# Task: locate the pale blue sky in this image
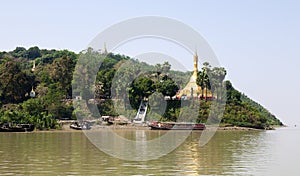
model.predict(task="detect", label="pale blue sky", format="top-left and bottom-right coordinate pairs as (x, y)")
top-left (1, 0), bottom-right (300, 126)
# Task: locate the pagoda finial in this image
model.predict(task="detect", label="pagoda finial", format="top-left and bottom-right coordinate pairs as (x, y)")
top-left (103, 42), bottom-right (108, 54)
top-left (193, 49), bottom-right (198, 77)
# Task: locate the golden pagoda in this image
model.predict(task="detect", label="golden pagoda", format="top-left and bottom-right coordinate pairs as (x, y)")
top-left (177, 51), bottom-right (212, 98)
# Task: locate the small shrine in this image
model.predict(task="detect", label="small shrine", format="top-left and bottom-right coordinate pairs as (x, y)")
top-left (30, 86), bottom-right (36, 98)
top-left (31, 60), bottom-right (36, 72)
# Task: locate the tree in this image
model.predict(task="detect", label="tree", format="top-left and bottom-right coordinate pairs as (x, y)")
top-left (162, 61), bottom-right (171, 73)
top-left (132, 76), bottom-right (155, 98)
top-left (196, 62), bottom-right (211, 100)
top-left (21, 98), bottom-right (46, 116)
top-left (154, 63), bottom-right (163, 82)
top-left (225, 80), bottom-right (241, 104)
top-left (128, 75), bottom-right (155, 109)
top-left (50, 56), bottom-right (75, 97)
top-left (27, 46), bottom-right (41, 59)
top-left (113, 60), bottom-right (141, 99)
top-left (11, 47), bottom-right (28, 58)
top-left (211, 67), bottom-right (227, 100)
top-left (156, 76), bottom-right (179, 98)
top-left (0, 61), bottom-right (34, 103)
top-left (95, 69), bottom-right (116, 99)
top-left (207, 68), bottom-right (217, 98)
top-left (73, 49), bottom-right (104, 100)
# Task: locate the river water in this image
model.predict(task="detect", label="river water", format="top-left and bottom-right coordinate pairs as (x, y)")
top-left (0, 127), bottom-right (299, 176)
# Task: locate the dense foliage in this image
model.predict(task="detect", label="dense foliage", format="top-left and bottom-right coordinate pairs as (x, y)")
top-left (0, 47), bottom-right (283, 130)
top-left (0, 47), bottom-right (76, 129)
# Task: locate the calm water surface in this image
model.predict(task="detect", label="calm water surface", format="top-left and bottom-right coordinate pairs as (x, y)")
top-left (0, 127), bottom-right (299, 176)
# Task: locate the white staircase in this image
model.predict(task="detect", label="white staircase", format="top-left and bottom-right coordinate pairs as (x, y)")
top-left (133, 100), bottom-right (148, 124)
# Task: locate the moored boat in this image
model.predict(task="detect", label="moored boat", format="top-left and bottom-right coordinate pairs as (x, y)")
top-left (0, 123), bottom-right (35, 132)
top-left (70, 121), bottom-right (91, 130)
top-left (149, 121), bottom-right (205, 130)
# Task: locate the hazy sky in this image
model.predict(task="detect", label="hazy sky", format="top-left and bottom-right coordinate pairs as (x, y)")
top-left (1, 0), bottom-right (299, 126)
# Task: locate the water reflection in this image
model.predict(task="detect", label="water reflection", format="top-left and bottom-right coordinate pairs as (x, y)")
top-left (0, 130), bottom-right (289, 175)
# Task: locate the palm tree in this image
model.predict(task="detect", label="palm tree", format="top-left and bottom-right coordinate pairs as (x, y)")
top-left (211, 67), bottom-right (227, 100)
top-left (162, 61), bottom-right (171, 73)
top-left (218, 67), bottom-right (227, 101)
top-left (155, 63), bottom-right (162, 79)
top-left (208, 67), bottom-right (219, 99)
top-left (197, 62), bottom-right (211, 100)
top-left (197, 66), bottom-right (210, 100)
top-left (197, 71), bottom-right (205, 99)
top-left (205, 74), bottom-right (211, 100)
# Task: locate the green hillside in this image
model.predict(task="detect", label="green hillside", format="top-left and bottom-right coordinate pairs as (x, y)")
top-left (0, 47), bottom-right (283, 129)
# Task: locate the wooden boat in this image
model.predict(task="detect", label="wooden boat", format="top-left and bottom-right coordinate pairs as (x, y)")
top-left (149, 121), bottom-right (205, 130)
top-left (0, 124), bottom-right (35, 132)
top-left (70, 121), bottom-right (91, 130)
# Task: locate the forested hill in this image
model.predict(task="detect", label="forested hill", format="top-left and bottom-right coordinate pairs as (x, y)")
top-left (223, 81), bottom-right (283, 128)
top-left (0, 47), bottom-right (283, 129)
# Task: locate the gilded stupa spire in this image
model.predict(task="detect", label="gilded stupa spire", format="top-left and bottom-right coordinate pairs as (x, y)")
top-left (193, 50), bottom-right (198, 78)
top-left (103, 42), bottom-right (108, 54)
top-left (177, 50), bottom-right (200, 97)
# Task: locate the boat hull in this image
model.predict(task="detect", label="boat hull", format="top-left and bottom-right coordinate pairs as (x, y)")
top-left (149, 122), bottom-right (205, 130)
top-left (70, 121), bottom-right (91, 130)
top-left (0, 124), bottom-right (35, 132)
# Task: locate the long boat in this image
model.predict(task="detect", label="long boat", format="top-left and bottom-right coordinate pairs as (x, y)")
top-left (149, 121), bottom-right (206, 130)
top-left (0, 124), bottom-right (35, 132)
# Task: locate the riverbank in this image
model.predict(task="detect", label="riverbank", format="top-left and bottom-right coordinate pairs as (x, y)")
top-left (217, 126), bottom-right (265, 131)
top-left (57, 122), bottom-right (273, 132)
